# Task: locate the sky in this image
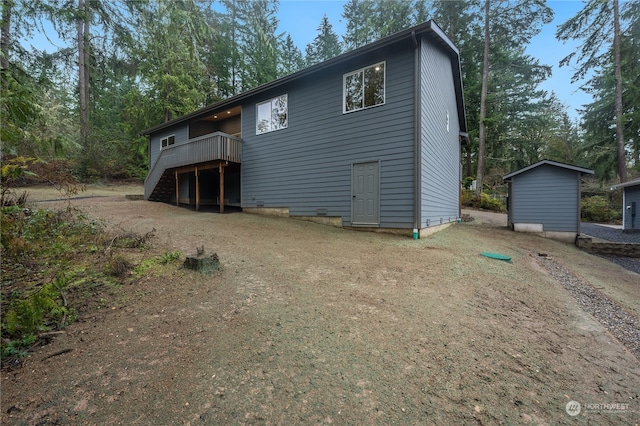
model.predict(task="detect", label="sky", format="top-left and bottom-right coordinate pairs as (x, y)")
top-left (27, 0), bottom-right (592, 120)
top-left (275, 0), bottom-right (590, 120)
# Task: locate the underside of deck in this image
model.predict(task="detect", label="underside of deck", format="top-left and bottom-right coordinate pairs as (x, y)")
top-left (148, 160), bottom-right (241, 213)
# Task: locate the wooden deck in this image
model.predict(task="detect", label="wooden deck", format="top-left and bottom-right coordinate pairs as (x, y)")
top-left (145, 132), bottom-right (242, 213)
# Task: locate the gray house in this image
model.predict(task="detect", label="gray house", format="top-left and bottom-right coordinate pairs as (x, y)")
top-left (503, 160), bottom-right (594, 242)
top-left (142, 20), bottom-right (469, 238)
top-left (611, 177), bottom-right (640, 231)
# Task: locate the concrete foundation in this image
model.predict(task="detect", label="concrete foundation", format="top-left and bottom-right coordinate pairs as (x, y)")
top-left (513, 223), bottom-right (544, 233)
top-left (512, 223), bottom-right (576, 243)
top-left (243, 207), bottom-right (290, 218)
top-left (243, 207), bottom-right (455, 238)
top-left (294, 216), bottom-right (343, 227)
top-left (419, 222), bottom-right (454, 238)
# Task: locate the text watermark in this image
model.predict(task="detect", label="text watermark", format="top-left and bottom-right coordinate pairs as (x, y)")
top-left (566, 400), bottom-right (632, 417)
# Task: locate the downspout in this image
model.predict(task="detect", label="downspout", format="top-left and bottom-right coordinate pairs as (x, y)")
top-left (412, 30), bottom-right (421, 239)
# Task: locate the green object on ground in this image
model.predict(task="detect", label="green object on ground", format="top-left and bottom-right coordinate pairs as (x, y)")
top-left (481, 252), bottom-right (512, 262)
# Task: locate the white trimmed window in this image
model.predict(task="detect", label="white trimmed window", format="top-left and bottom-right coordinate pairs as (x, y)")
top-left (343, 62), bottom-right (385, 113)
top-left (161, 135), bottom-right (175, 148)
top-left (256, 94), bottom-right (288, 135)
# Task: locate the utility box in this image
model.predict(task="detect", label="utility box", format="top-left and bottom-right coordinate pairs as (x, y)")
top-left (612, 177), bottom-right (640, 232)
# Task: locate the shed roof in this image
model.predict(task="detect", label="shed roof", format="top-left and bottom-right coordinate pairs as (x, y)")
top-left (611, 177), bottom-right (640, 190)
top-left (502, 160), bottom-right (594, 182)
top-left (141, 20), bottom-right (467, 139)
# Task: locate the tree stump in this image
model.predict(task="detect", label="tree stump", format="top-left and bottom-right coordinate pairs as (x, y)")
top-left (184, 252), bottom-right (220, 274)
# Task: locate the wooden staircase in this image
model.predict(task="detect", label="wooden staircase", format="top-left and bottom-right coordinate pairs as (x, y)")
top-left (148, 170), bottom-right (176, 202)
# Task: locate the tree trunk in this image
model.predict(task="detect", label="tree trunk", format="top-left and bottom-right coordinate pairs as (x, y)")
top-left (475, 0), bottom-right (490, 197)
top-left (465, 146), bottom-right (472, 178)
top-left (164, 63), bottom-right (171, 122)
top-left (613, 0), bottom-right (626, 183)
top-left (77, 0), bottom-right (89, 147)
top-left (1, 0), bottom-right (12, 71)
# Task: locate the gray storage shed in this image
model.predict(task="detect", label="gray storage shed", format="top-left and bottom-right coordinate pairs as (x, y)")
top-left (611, 177), bottom-right (640, 231)
top-left (502, 160), bottom-right (594, 242)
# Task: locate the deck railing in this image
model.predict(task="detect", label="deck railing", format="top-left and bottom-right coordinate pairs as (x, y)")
top-left (144, 132), bottom-right (242, 199)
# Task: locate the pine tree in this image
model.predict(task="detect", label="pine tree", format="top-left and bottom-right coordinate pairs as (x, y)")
top-left (226, 0), bottom-right (281, 91)
top-left (556, 0), bottom-right (629, 182)
top-left (279, 34), bottom-right (304, 76)
top-left (305, 15), bottom-right (342, 66)
top-left (475, 0), bottom-right (553, 196)
top-left (342, 0), bottom-right (375, 51)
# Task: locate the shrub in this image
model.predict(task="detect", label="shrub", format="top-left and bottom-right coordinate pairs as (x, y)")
top-left (105, 254), bottom-right (132, 278)
top-left (462, 177), bottom-right (475, 190)
top-left (581, 195), bottom-right (621, 223)
top-left (461, 189), bottom-right (475, 206)
top-left (3, 278), bottom-right (70, 337)
top-left (461, 190), bottom-right (506, 213)
top-left (1, 156), bottom-right (38, 206)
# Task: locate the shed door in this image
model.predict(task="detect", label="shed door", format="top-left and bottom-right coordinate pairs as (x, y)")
top-left (352, 162), bottom-right (379, 225)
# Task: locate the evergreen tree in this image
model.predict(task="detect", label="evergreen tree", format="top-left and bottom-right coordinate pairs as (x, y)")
top-left (305, 14), bottom-right (342, 66)
top-left (556, 0), bottom-right (629, 182)
top-left (279, 34), bottom-right (304, 76)
top-left (229, 0), bottom-right (281, 90)
top-left (412, 0), bottom-right (431, 25)
top-left (216, 1), bottom-right (244, 96)
top-left (127, 1), bottom-right (211, 124)
top-left (580, 23), bottom-right (640, 179)
top-left (543, 98), bottom-right (585, 166)
top-left (475, 0), bottom-right (553, 195)
top-left (429, 0), bottom-right (483, 178)
top-left (371, 0), bottom-right (414, 38)
top-left (342, 0), bottom-right (375, 51)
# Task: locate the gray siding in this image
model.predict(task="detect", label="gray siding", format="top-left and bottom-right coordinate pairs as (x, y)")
top-left (241, 45), bottom-right (415, 228)
top-left (511, 165), bottom-right (580, 232)
top-left (419, 37), bottom-right (461, 227)
top-left (149, 126), bottom-right (189, 167)
top-left (623, 185), bottom-right (640, 230)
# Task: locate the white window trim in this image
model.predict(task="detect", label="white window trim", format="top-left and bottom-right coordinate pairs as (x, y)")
top-left (343, 61), bottom-right (386, 114)
top-left (256, 94), bottom-right (288, 135)
top-left (161, 134), bottom-right (176, 149)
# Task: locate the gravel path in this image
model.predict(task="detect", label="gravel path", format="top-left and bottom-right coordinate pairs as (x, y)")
top-left (580, 223), bottom-right (640, 275)
top-left (581, 222), bottom-right (640, 243)
top-left (537, 255), bottom-right (640, 359)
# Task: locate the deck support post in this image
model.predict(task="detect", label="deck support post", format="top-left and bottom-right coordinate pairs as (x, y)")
top-left (175, 170), bottom-right (179, 206)
top-left (219, 163), bottom-right (225, 214)
top-left (195, 167), bottom-right (200, 211)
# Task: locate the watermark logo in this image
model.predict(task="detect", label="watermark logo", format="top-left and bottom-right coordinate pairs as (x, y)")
top-left (566, 401), bottom-right (581, 417)
top-left (565, 399), bottom-right (632, 417)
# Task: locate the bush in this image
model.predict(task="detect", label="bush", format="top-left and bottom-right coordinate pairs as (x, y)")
top-left (105, 254), bottom-right (132, 278)
top-left (462, 177), bottom-right (475, 190)
top-left (581, 195), bottom-right (621, 223)
top-left (461, 190), bottom-right (506, 212)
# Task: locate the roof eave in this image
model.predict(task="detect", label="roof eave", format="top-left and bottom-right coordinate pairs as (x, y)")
top-left (503, 160), bottom-right (594, 181)
top-left (611, 178), bottom-right (640, 190)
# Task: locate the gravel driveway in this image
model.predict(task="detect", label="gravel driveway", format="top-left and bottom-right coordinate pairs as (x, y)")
top-left (581, 222), bottom-right (640, 274)
top-left (581, 222), bottom-right (640, 243)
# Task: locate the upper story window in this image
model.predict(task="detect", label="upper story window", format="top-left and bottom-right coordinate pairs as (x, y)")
top-left (161, 135), bottom-right (175, 148)
top-left (343, 62), bottom-right (385, 113)
top-left (256, 94), bottom-right (288, 135)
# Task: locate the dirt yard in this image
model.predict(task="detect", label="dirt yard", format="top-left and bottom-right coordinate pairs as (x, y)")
top-left (2, 185), bottom-right (639, 425)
